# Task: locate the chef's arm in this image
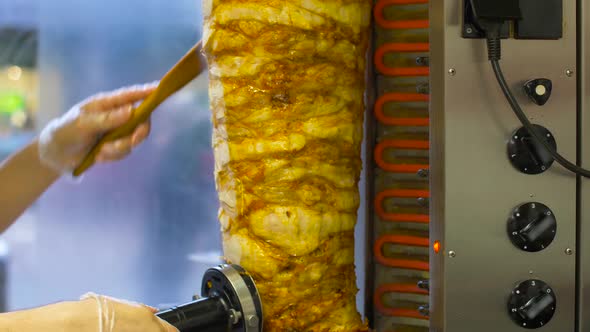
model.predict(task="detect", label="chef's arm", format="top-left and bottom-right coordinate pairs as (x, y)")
top-left (0, 83), bottom-right (156, 233)
top-left (0, 140), bottom-right (59, 233)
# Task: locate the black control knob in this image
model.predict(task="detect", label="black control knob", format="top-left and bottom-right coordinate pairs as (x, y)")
top-left (507, 125), bottom-right (557, 174)
top-left (507, 202), bottom-right (556, 252)
top-left (523, 79), bottom-right (552, 106)
top-left (508, 279), bottom-right (556, 329)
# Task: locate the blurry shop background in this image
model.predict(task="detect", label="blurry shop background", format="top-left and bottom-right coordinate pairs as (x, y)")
top-left (0, 0), bottom-right (366, 315)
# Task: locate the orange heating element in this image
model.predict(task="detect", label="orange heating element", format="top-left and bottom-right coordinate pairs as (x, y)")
top-left (375, 283), bottom-right (429, 319)
top-left (374, 235), bottom-right (429, 271)
top-left (374, 0), bottom-right (430, 30)
top-left (372, 0), bottom-right (431, 325)
top-left (373, 235), bottom-right (429, 317)
top-left (374, 92), bottom-right (429, 127)
top-left (375, 189), bottom-right (429, 223)
top-left (375, 43), bottom-right (430, 77)
top-left (374, 138), bottom-right (429, 174)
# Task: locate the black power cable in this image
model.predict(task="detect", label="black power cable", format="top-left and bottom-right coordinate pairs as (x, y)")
top-left (482, 24), bottom-right (590, 178)
top-left (490, 59), bottom-right (590, 177)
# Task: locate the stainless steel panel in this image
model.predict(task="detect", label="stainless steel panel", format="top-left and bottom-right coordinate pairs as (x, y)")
top-left (429, 1), bottom-right (577, 331)
top-left (578, 0), bottom-right (590, 331)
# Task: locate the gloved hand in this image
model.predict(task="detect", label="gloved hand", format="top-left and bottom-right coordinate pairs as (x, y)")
top-left (79, 292), bottom-right (178, 332)
top-left (38, 83), bottom-right (157, 174)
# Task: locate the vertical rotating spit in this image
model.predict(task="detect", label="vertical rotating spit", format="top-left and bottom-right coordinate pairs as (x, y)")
top-left (156, 264), bottom-right (263, 332)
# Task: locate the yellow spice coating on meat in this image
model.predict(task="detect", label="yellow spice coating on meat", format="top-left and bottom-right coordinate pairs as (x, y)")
top-left (203, 0), bottom-right (371, 330)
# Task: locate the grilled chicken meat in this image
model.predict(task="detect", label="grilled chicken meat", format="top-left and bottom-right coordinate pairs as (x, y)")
top-left (203, 0), bottom-right (371, 330)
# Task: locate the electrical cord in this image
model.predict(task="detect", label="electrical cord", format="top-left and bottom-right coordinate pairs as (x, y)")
top-left (490, 58), bottom-right (590, 177)
top-left (483, 28), bottom-right (590, 178)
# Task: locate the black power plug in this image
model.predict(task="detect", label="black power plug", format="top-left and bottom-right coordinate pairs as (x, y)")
top-left (463, 1), bottom-right (510, 39)
top-left (467, 0), bottom-right (521, 59)
top-left (469, 0), bottom-right (521, 40)
top-left (469, 0), bottom-right (521, 22)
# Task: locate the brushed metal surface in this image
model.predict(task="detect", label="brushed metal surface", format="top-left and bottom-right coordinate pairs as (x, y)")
top-left (577, 0), bottom-right (590, 331)
top-left (429, 1), bottom-right (577, 331)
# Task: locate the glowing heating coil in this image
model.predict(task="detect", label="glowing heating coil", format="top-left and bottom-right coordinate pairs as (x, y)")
top-left (374, 138), bottom-right (429, 174)
top-left (375, 43), bottom-right (430, 77)
top-left (371, 0), bottom-right (430, 329)
top-left (375, 189), bottom-right (429, 223)
top-left (375, 93), bottom-right (429, 127)
top-left (374, 0), bottom-right (429, 30)
top-left (374, 235), bottom-right (429, 271)
top-left (375, 283), bottom-right (429, 319)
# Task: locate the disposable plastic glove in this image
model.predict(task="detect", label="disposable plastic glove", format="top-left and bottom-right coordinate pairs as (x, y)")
top-left (38, 83), bottom-right (157, 174)
top-left (79, 292), bottom-right (178, 332)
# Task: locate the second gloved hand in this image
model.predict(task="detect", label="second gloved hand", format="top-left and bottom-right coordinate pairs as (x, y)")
top-left (79, 293), bottom-right (178, 332)
top-left (38, 83), bottom-right (157, 174)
